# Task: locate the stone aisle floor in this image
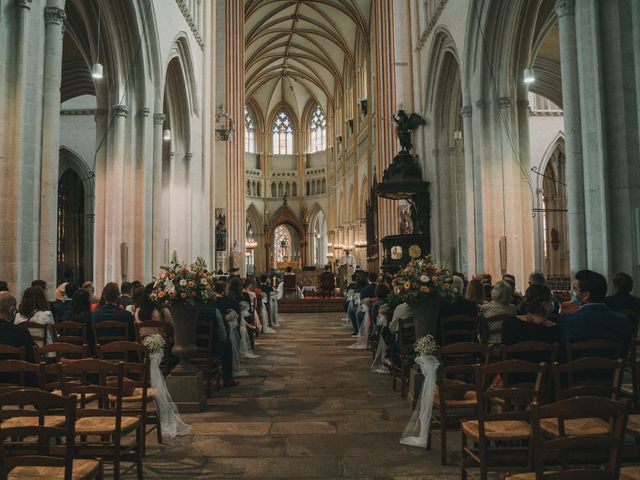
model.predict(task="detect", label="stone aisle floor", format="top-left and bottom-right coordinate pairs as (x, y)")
top-left (140, 312), bottom-right (460, 479)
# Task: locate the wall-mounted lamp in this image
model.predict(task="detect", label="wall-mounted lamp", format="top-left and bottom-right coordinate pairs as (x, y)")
top-left (215, 104), bottom-right (234, 141)
top-left (92, 63), bottom-right (103, 80)
top-left (523, 67), bottom-right (535, 84)
top-left (163, 129), bottom-right (171, 141)
top-left (454, 131), bottom-right (463, 140)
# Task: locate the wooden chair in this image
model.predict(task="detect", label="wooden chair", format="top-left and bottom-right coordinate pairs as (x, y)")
top-left (543, 358), bottom-right (624, 440)
top-left (461, 360), bottom-right (546, 480)
top-left (0, 389), bottom-right (103, 480)
top-left (50, 320), bottom-right (88, 346)
top-left (619, 309), bottom-right (640, 339)
top-left (318, 272), bottom-right (336, 298)
top-left (479, 313), bottom-right (512, 345)
top-left (92, 321), bottom-right (129, 347)
top-left (34, 342), bottom-right (88, 363)
top-left (566, 339), bottom-right (623, 362)
top-left (96, 340), bottom-right (145, 363)
top-left (504, 397), bottom-right (628, 480)
top-left (283, 274), bottom-right (297, 299)
top-left (18, 321), bottom-right (49, 347)
top-left (431, 342), bottom-right (491, 465)
top-left (193, 318), bottom-right (222, 396)
top-left (439, 314), bottom-right (477, 345)
top-left (0, 359), bottom-right (41, 388)
top-left (0, 345), bottom-right (26, 361)
top-left (501, 341), bottom-right (558, 363)
top-left (390, 317), bottom-right (416, 398)
top-left (57, 358), bottom-right (142, 480)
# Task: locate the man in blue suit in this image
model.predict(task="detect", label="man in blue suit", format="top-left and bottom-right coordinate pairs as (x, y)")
top-left (561, 269), bottom-right (632, 356)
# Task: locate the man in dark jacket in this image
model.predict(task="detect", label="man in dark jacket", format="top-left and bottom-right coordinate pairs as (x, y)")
top-left (561, 269), bottom-right (632, 356)
top-left (0, 292), bottom-right (36, 383)
top-left (604, 272), bottom-right (640, 312)
top-left (90, 283), bottom-right (135, 346)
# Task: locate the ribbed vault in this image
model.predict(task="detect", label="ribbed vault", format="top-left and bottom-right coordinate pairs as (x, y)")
top-left (245, 0), bottom-right (370, 121)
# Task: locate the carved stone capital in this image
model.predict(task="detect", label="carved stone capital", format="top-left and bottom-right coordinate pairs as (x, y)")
top-left (113, 104), bottom-right (129, 118)
top-left (141, 107), bottom-right (151, 117)
top-left (517, 99), bottom-right (530, 109)
top-left (153, 113), bottom-right (166, 124)
top-left (555, 0), bottom-right (575, 18)
top-left (44, 6), bottom-right (65, 25)
top-left (460, 105), bottom-right (473, 117)
top-left (497, 97), bottom-right (512, 110)
top-left (475, 100), bottom-right (487, 110)
top-left (18, 0), bottom-right (32, 10)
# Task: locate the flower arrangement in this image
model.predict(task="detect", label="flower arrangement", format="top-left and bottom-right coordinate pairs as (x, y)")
top-left (151, 257), bottom-right (215, 307)
top-left (392, 255), bottom-right (457, 303)
top-left (414, 335), bottom-right (438, 357)
top-left (224, 309), bottom-right (238, 322)
top-left (142, 333), bottom-right (166, 354)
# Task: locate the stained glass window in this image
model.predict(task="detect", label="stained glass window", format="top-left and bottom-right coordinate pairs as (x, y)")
top-left (308, 105), bottom-right (327, 153)
top-left (273, 224), bottom-right (292, 262)
top-left (272, 111), bottom-right (293, 155)
top-left (244, 106), bottom-right (256, 153)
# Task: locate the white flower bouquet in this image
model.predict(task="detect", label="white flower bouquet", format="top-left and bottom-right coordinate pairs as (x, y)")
top-left (143, 333), bottom-right (166, 354)
top-left (414, 335), bottom-right (438, 357)
top-left (224, 309), bottom-right (238, 322)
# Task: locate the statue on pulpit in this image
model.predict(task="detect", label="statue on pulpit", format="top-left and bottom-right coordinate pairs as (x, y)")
top-left (393, 110), bottom-right (426, 152)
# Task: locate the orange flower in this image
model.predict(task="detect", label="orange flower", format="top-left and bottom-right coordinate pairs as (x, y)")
top-left (443, 283), bottom-right (449, 290)
top-left (403, 281), bottom-right (411, 290)
top-left (180, 292), bottom-right (187, 299)
top-left (188, 281), bottom-right (195, 288)
top-left (158, 291), bottom-right (166, 298)
top-left (420, 286), bottom-right (428, 293)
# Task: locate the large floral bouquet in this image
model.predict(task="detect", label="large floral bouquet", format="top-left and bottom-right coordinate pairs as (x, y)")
top-left (393, 255), bottom-right (457, 303)
top-left (151, 257), bottom-right (215, 306)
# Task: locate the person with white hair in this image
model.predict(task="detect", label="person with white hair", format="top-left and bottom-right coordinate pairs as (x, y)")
top-left (478, 280), bottom-right (517, 343)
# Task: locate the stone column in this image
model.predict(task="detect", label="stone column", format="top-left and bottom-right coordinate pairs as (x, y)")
top-left (471, 100), bottom-right (487, 275)
top-left (151, 113), bottom-right (166, 274)
top-left (39, 4), bottom-right (66, 289)
top-left (107, 104), bottom-right (128, 282)
top-left (555, 0), bottom-right (587, 275)
top-left (460, 105), bottom-right (477, 276)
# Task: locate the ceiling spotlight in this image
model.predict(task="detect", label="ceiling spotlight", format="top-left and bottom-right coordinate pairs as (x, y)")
top-left (163, 129), bottom-right (171, 141)
top-left (92, 63), bottom-right (103, 79)
top-left (523, 67), bottom-right (535, 84)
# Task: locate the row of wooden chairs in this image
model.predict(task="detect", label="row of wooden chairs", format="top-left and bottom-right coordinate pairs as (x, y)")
top-left (0, 356), bottom-right (152, 480)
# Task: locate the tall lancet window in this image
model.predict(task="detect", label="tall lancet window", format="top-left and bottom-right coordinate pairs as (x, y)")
top-left (272, 111), bottom-right (293, 155)
top-left (244, 106), bottom-right (256, 153)
top-left (308, 105), bottom-right (327, 153)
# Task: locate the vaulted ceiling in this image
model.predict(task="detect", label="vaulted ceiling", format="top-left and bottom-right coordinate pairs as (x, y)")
top-left (244, 0), bottom-right (370, 126)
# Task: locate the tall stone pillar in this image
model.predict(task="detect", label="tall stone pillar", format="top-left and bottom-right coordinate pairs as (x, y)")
top-left (39, 3), bottom-right (66, 289)
top-left (471, 100), bottom-right (487, 275)
top-left (152, 113), bottom-right (166, 274)
top-left (460, 105), bottom-right (478, 276)
top-left (555, 0), bottom-right (587, 275)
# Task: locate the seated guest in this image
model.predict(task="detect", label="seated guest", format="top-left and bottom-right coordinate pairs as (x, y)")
top-left (118, 282), bottom-right (134, 309)
top-left (319, 265), bottom-right (336, 295)
top-left (561, 269), bottom-right (632, 356)
top-left (465, 278), bottom-right (485, 307)
top-left (605, 272), bottom-right (640, 312)
top-left (259, 274), bottom-right (273, 296)
top-left (502, 284), bottom-right (559, 382)
top-left (53, 282), bottom-right (78, 322)
top-left (358, 272), bottom-right (379, 300)
top-left (502, 273), bottom-right (523, 306)
top-left (199, 302), bottom-right (237, 387)
top-left (348, 276), bottom-right (368, 336)
top-left (502, 284), bottom-right (559, 354)
top-left (127, 285), bottom-right (146, 313)
top-left (91, 282), bottom-right (135, 342)
top-left (134, 283), bottom-right (172, 337)
top-left (31, 279), bottom-right (55, 311)
top-left (277, 268), bottom-right (304, 299)
top-left (64, 289), bottom-right (92, 325)
top-left (14, 286), bottom-right (54, 346)
top-left (213, 280), bottom-right (240, 318)
top-left (370, 283), bottom-right (391, 326)
top-left (479, 280), bottom-right (516, 343)
top-left (82, 281), bottom-right (100, 307)
top-left (0, 292), bottom-right (35, 363)
top-left (439, 276), bottom-right (479, 344)
top-left (480, 274), bottom-right (492, 303)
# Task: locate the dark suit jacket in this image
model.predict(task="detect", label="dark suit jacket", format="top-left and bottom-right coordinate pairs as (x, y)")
top-left (53, 300), bottom-right (72, 322)
top-left (604, 292), bottom-right (640, 312)
top-left (560, 303), bottom-right (632, 355)
top-left (90, 304), bottom-right (135, 343)
top-left (259, 284), bottom-right (273, 295)
top-left (0, 320), bottom-right (36, 385)
top-left (358, 283), bottom-right (377, 300)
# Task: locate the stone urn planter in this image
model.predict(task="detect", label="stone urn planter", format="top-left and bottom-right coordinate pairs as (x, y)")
top-left (407, 296), bottom-right (442, 339)
top-left (169, 303), bottom-right (204, 375)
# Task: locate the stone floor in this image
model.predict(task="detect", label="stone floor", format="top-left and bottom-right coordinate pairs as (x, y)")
top-left (139, 312), bottom-right (461, 479)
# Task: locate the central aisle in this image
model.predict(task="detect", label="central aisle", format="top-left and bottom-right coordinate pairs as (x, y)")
top-left (142, 312), bottom-right (458, 479)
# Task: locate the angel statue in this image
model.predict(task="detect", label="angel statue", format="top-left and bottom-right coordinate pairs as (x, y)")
top-left (393, 110), bottom-right (426, 152)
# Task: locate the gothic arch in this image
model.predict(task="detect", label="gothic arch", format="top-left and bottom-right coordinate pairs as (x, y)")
top-left (265, 204), bottom-right (306, 270)
top-left (166, 34), bottom-right (200, 115)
